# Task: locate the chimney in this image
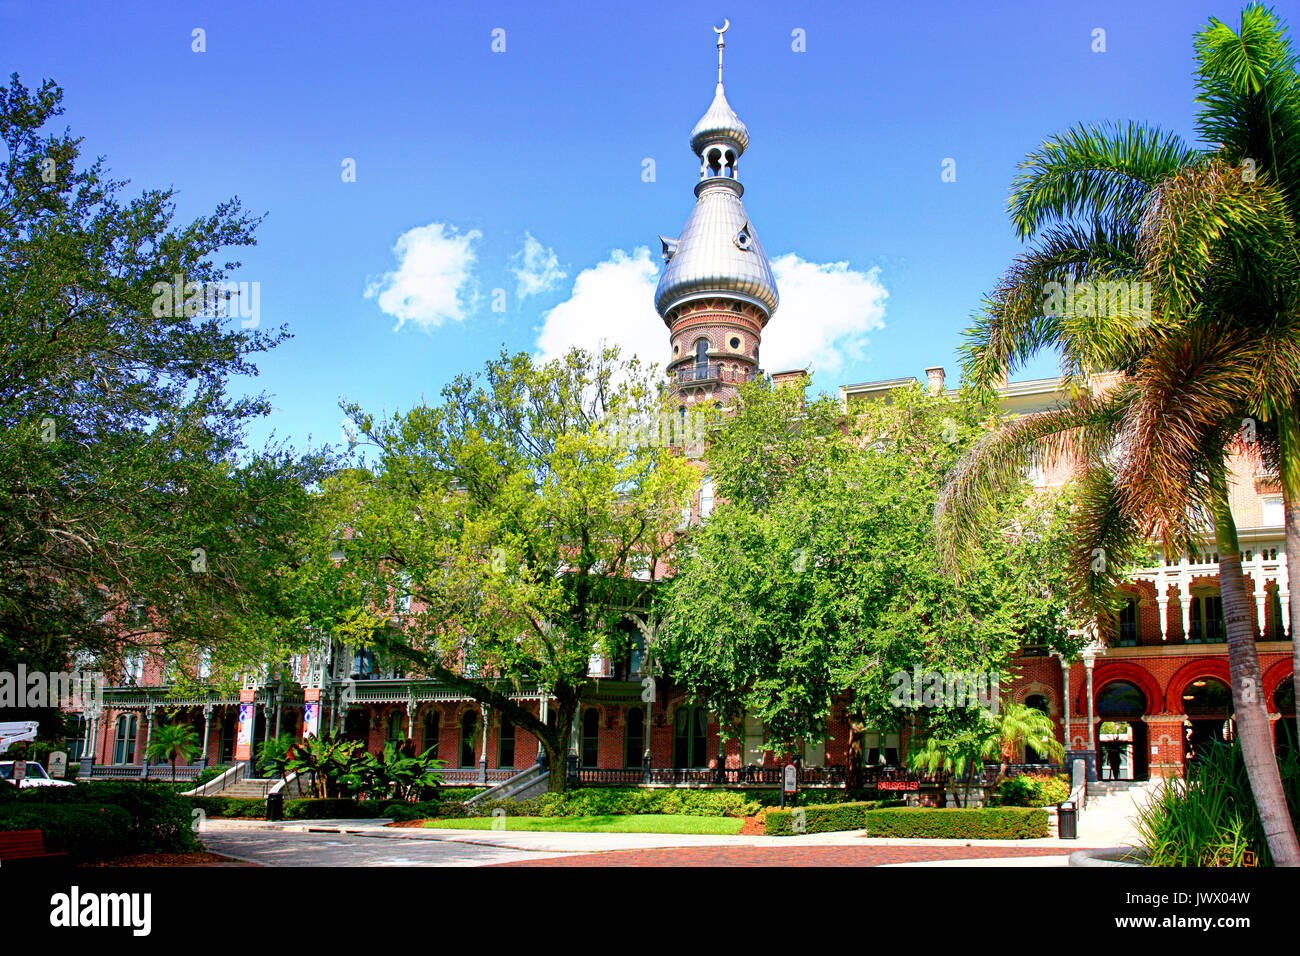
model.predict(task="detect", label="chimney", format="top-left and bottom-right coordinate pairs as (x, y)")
top-left (770, 369), bottom-right (808, 406)
top-left (924, 366), bottom-right (946, 395)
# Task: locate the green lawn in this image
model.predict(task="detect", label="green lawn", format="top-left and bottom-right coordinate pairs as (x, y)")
top-left (421, 814), bottom-right (744, 835)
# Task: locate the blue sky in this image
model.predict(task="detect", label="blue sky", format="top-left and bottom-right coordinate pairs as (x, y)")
top-left (3, 0), bottom-right (1257, 451)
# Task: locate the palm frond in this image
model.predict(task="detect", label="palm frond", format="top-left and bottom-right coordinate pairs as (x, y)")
top-left (934, 387), bottom-right (1132, 570)
top-left (1009, 122), bottom-right (1199, 240)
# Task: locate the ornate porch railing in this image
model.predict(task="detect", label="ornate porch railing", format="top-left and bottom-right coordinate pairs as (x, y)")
top-left (571, 763), bottom-right (1064, 789)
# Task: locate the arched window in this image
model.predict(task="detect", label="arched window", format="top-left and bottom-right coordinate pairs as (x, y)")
top-left (460, 711), bottom-right (478, 767)
top-left (1115, 598), bottom-right (1139, 646)
top-left (673, 706), bottom-right (709, 768)
top-left (423, 710), bottom-right (440, 758)
top-left (113, 714), bottom-right (138, 765)
top-left (625, 708), bottom-right (645, 768)
top-left (387, 710), bottom-right (407, 746)
top-left (694, 338), bottom-right (709, 367)
top-left (581, 709), bottom-right (601, 768)
top-left (1189, 592), bottom-right (1225, 643)
top-left (1023, 694), bottom-right (1053, 763)
top-left (499, 717), bottom-right (516, 768)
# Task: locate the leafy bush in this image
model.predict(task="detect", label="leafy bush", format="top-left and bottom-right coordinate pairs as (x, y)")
top-left (862, 807), bottom-right (1048, 839)
top-left (0, 804), bottom-right (133, 862)
top-left (386, 801), bottom-right (456, 822)
top-left (469, 788), bottom-right (764, 819)
top-left (765, 801), bottom-right (879, 835)
top-left (188, 796), bottom-right (266, 819)
top-left (283, 798), bottom-right (369, 820)
top-left (1135, 741), bottom-right (1299, 867)
top-left (996, 774), bottom-right (1069, 808)
top-left (19, 781), bottom-right (200, 852)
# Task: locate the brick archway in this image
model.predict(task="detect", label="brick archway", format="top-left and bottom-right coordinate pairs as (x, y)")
top-left (1163, 658), bottom-right (1232, 715)
top-left (1084, 663), bottom-right (1163, 718)
top-left (1263, 660), bottom-right (1296, 713)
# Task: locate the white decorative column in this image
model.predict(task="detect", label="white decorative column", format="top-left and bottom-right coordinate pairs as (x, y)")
top-left (201, 703), bottom-right (212, 766)
top-left (1082, 646), bottom-right (1098, 750)
top-left (405, 697), bottom-right (416, 740)
top-left (142, 705), bottom-right (155, 776)
top-left (478, 703), bottom-right (489, 784)
top-left (1281, 550), bottom-right (1292, 638)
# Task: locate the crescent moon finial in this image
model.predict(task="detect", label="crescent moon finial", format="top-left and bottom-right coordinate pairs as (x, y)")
top-left (714, 19), bottom-right (730, 34)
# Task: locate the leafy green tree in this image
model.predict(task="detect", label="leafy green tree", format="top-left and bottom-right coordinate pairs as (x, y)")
top-left (285, 730), bottom-right (366, 799)
top-left (938, 5), bottom-right (1300, 865)
top-left (256, 734), bottom-right (296, 782)
top-left (146, 721), bottom-right (199, 784)
top-left (981, 701), bottom-right (1065, 774)
top-left (303, 347), bottom-right (697, 792)
top-left (0, 75), bottom-right (331, 688)
top-left (658, 379), bottom-right (1076, 778)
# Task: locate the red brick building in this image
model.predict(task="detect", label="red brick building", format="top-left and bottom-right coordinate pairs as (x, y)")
top-left (67, 26), bottom-right (1294, 791)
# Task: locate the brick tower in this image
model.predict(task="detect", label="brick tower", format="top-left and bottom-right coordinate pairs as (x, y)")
top-left (654, 22), bottom-right (779, 408)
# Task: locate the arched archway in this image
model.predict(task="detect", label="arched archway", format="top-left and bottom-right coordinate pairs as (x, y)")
top-left (1023, 693), bottom-right (1054, 764)
top-left (1096, 679), bottom-right (1148, 781)
top-left (1179, 676), bottom-right (1234, 771)
top-left (1274, 676), bottom-right (1296, 759)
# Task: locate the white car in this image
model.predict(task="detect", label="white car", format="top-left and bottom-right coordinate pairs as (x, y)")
top-left (0, 761), bottom-right (75, 788)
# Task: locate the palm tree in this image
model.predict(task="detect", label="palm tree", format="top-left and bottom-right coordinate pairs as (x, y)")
top-left (146, 722), bottom-right (200, 784)
top-left (936, 5), bottom-right (1300, 866)
top-left (982, 702), bottom-right (1065, 775)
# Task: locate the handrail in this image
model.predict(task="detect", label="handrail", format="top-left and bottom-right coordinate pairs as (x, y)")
top-left (183, 761), bottom-right (243, 797)
top-left (463, 763), bottom-right (548, 807)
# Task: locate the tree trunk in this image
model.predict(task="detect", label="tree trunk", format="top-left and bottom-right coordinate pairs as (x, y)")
top-left (1278, 404), bottom-right (1300, 749)
top-left (540, 698), bottom-right (576, 794)
top-left (1211, 470), bottom-right (1300, 866)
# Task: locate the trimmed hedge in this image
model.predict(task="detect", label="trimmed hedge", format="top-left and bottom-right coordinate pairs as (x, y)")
top-left (472, 788), bottom-right (763, 820)
top-left (765, 801), bottom-right (877, 836)
top-left (863, 807), bottom-right (1049, 839)
top-left (0, 782), bottom-right (201, 860)
top-left (0, 804), bottom-right (134, 861)
top-left (995, 774), bottom-right (1070, 808)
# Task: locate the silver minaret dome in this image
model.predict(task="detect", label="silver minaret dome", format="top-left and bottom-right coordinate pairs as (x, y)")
top-left (690, 84), bottom-right (749, 155)
top-left (655, 22), bottom-right (779, 320)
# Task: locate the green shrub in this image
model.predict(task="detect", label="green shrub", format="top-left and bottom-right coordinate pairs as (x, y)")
top-left (996, 774), bottom-right (1070, 808)
top-left (386, 801), bottom-right (452, 822)
top-left (19, 781), bottom-right (200, 852)
top-left (188, 796), bottom-right (265, 819)
top-left (1135, 741), bottom-right (1299, 867)
top-left (765, 801), bottom-right (879, 835)
top-left (862, 807), bottom-right (1048, 839)
top-left (283, 798), bottom-right (366, 820)
top-left (0, 804), bottom-right (133, 861)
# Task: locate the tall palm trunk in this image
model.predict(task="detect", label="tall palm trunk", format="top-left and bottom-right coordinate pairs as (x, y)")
top-left (1210, 469), bottom-right (1300, 865)
top-left (1278, 405), bottom-right (1300, 749)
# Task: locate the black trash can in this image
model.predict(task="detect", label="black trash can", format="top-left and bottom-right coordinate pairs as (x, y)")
top-left (266, 791), bottom-right (284, 822)
top-left (1057, 802), bottom-right (1077, 840)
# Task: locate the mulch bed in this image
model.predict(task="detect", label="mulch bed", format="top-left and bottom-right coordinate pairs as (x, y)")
top-left (81, 851), bottom-right (251, 867)
top-left (386, 819), bottom-right (429, 828)
top-left (738, 816), bottom-right (766, 835)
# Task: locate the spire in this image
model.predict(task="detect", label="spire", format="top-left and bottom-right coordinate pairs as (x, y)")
top-left (654, 21), bottom-right (778, 323)
top-left (690, 21), bottom-right (749, 158)
top-left (715, 18), bottom-right (727, 88)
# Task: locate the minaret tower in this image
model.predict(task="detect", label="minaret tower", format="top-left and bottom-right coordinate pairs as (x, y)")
top-left (655, 21), bottom-right (778, 407)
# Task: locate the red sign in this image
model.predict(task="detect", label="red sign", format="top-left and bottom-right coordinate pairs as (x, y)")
top-left (877, 780), bottom-right (919, 791)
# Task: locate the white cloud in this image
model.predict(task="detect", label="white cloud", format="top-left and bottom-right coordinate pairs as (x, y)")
top-left (534, 247), bottom-right (887, 381)
top-left (534, 247), bottom-right (664, 368)
top-left (365, 222), bottom-right (481, 330)
top-left (764, 254), bottom-right (888, 376)
top-left (511, 233), bottom-right (567, 301)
